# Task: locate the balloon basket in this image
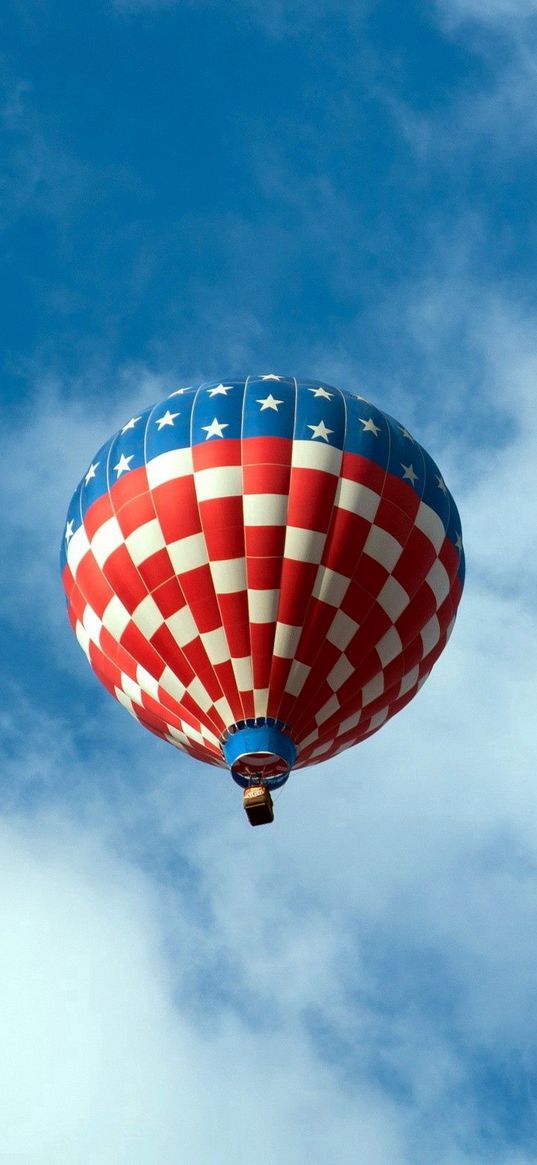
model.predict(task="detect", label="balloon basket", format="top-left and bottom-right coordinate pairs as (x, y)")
top-left (243, 785), bottom-right (274, 827)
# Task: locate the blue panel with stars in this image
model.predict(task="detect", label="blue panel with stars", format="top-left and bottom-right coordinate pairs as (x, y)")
top-left (191, 380), bottom-right (244, 445)
top-left (80, 437), bottom-right (115, 519)
top-left (145, 393), bottom-right (195, 460)
top-left (385, 414), bottom-right (426, 501)
top-left (106, 406), bottom-right (153, 491)
top-left (243, 375), bottom-right (296, 440)
top-left (343, 392), bottom-right (391, 465)
top-left (60, 480), bottom-right (83, 574)
top-left (295, 380), bottom-right (346, 448)
top-left (420, 446), bottom-right (451, 528)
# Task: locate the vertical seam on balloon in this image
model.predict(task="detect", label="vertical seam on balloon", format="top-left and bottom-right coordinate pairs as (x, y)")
top-left (266, 375), bottom-right (299, 724)
top-left (239, 373), bottom-right (258, 719)
top-left (275, 382), bottom-right (348, 738)
top-left (190, 379), bottom-right (248, 727)
top-left (188, 381), bottom-right (244, 726)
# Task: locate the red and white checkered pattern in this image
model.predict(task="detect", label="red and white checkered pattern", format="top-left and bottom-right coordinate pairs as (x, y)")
top-left (62, 383), bottom-right (464, 776)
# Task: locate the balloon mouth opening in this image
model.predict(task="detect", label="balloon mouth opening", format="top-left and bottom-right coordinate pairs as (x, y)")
top-left (221, 722), bottom-right (296, 790)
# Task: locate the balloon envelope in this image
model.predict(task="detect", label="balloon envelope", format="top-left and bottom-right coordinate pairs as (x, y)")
top-left (61, 376), bottom-right (464, 787)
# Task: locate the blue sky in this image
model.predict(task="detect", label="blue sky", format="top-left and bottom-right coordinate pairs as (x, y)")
top-left (2, 1), bottom-right (537, 1161)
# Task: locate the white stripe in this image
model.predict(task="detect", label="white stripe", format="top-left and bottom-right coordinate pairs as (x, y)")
top-left (335, 478), bottom-right (380, 521)
top-left (363, 525), bottom-right (402, 572)
top-left (399, 666), bottom-right (419, 697)
top-left (101, 595), bottom-right (131, 639)
top-left (312, 566), bottom-right (350, 607)
top-left (285, 659), bottom-right (311, 696)
top-left (420, 615), bottom-right (440, 657)
top-left (362, 673), bottom-right (384, 706)
top-left (211, 557), bottom-right (247, 594)
top-left (368, 708), bottom-right (388, 731)
top-left (165, 724), bottom-right (189, 746)
top-left (91, 517), bottom-right (124, 568)
top-left (326, 654), bottom-right (354, 692)
top-left (136, 665), bottom-right (160, 700)
top-left (273, 623), bottom-right (302, 659)
top-left (254, 688), bottom-right (269, 716)
top-left (285, 526), bottom-right (325, 564)
top-left (425, 559), bottom-right (450, 607)
top-left (309, 741), bottom-right (334, 758)
top-left (115, 689), bottom-right (136, 714)
top-left (232, 656), bottom-right (253, 692)
top-left (166, 606), bottom-right (198, 647)
top-left (168, 532), bottom-right (208, 574)
top-left (195, 465), bottom-right (242, 502)
top-left (376, 625), bottom-right (403, 667)
top-left (326, 609), bottom-right (358, 650)
top-left (337, 710), bottom-right (361, 736)
top-left (125, 519), bottom-right (166, 567)
top-left (67, 525), bottom-right (91, 574)
top-left (159, 666), bottom-right (186, 703)
top-left (186, 676), bottom-right (213, 712)
top-left (376, 575), bottom-right (410, 621)
top-left (132, 594), bottom-right (164, 639)
top-left (146, 447), bottom-right (193, 488)
top-left (315, 694), bottom-right (340, 725)
top-left (201, 627), bottom-right (230, 665)
top-left (82, 604), bottom-right (102, 644)
top-left (291, 440), bottom-right (342, 474)
top-left (120, 673), bottom-right (143, 704)
top-left (243, 493), bottom-right (288, 526)
top-left (182, 719), bottom-right (218, 746)
top-left (213, 695), bottom-right (234, 724)
top-left (248, 589), bottom-right (279, 624)
top-left (299, 729), bottom-right (319, 748)
top-left (415, 501), bottom-right (445, 553)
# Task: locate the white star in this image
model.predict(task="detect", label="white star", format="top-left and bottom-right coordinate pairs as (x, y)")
top-left (65, 519), bottom-right (75, 544)
top-left (113, 453), bottom-right (134, 477)
top-left (437, 475), bottom-right (448, 494)
top-left (308, 419), bottom-right (334, 442)
top-left (400, 426), bottom-right (414, 442)
top-left (455, 532), bottom-right (463, 552)
top-left (84, 461), bottom-right (99, 485)
top-left (359, 417), bottom-right (381, 436)
top-left (202, 417), bottom-right (229, 440)
top-left (121, 416), bottom-right (141, 433)
top-left (207, 383), bottom-right (233, 397)
top-left (309, 386), bottom-right (333, 400)
top-left (260, 374), bottom-right (283, 381)
top-left (168, 387), bottom-right (191, 397)
top-left (155, 409), bottom-right (180, 430)
top-left (401, 462), bottom-right (419, 486)
top-left (257, 394), bottom-right (284, 411)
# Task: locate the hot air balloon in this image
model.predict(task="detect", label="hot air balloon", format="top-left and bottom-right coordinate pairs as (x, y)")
top-left (61, 376), bottom-right (464, 825)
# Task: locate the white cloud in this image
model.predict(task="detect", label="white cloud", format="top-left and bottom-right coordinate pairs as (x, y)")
top-left (436, 0), bottom-right (537, 28)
